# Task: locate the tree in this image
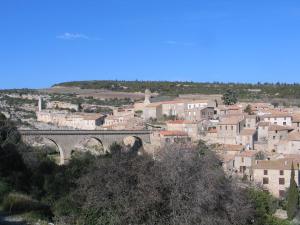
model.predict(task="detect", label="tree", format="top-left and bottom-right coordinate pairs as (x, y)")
top-left (222, 89), bottom-right (238, 105)
top-left (244, 104), bottom-right (254, 115)
top-left (287, 162), bottom-right (299, 220)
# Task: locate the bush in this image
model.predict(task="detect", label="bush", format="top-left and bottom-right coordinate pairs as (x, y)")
top-left (2, 193), bottom-right (50, 214)
top-left (0, 179), bottom-right (11, 203)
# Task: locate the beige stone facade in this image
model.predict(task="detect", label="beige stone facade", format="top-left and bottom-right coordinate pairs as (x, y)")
top-left (253, 158), bottom-right (300, 198)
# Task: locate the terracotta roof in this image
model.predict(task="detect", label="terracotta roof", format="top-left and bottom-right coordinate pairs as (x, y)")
top-left (236, 150), bottom-right (257, 157)
top-left (287, 131), bottom-right (300, 141)
top-left (219, 116), bottom-right (244, 125)
top-left (262, 113), bottom-right (292, 118)
top-left (292, 114), bottom-right (300, 123)
top-left (268, 125), bottom-right (294, 131)
top-left (159, 130), bottom-right (188, 137)
top-left (166, 120), bottom-right (195, 124)
top-left (253, 158), bottom-right (300, 170)
top-left (240, 129), bottom-right (257, 136)
top-left (217, 144), bottom-right (244, 152)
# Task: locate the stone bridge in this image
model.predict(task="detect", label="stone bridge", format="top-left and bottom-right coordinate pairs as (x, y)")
top-left (19, 130), bottom-right (151, 164)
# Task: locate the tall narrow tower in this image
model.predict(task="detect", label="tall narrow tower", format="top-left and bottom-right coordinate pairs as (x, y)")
top-left (144, 89), bottom-right (151, 105)
top-left (38, 96), bottom-right (43, 112)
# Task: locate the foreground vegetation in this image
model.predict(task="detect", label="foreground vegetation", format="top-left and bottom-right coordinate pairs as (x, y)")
top-left (0, 114), bottom-right (292, 224)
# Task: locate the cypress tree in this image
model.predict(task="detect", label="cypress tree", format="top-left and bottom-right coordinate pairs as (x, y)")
top-left (287, 162), bottom-right (299, 220)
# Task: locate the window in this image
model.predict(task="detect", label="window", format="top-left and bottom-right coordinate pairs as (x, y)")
top-left (225, 126), bottom-right (228, 130)
top-left (273, 136), bottom-right (276, 140)
top-left (280, 170), bottom-right (284, 175)
top-left (220, 126), bottom-right (222, 130)
top-left (241, 157), bottom-right (244, 163)
top-left (279, 178), bottom-right (285, 185)
top-left (165, 138), bottom-right (170, 143)
top-left (231, 126), bottom-right (233, 130)
top-left (274, 122), bottom-right (277, 125)
top-left (283, 122), bottom-right (286, 125)
top-left (263, 177), bottom-right (269, 184)
top-left (264, 170), bottom-right (268, 175)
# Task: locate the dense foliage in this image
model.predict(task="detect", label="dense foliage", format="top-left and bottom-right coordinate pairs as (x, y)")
top-left (54, 80), bottom-right (300, 99)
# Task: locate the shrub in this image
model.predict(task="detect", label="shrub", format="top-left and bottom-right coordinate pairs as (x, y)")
top-left (2, 193), bottom-right (50, 214)
top-left (0, 179), bottom-right (11, 203)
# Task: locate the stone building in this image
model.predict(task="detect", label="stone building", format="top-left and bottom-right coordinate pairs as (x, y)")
top-left (166, 120), bottom-right (199, 140)
top-left (36, 111), bottom-right (105, 129)
top-left (252, 158), bottom-right (300, 198)
top-left (237, 128), bottom-right (257, 149)
top-left (46, 101), bottom-right (79, 111)
top-left (292, 114), bottom-right (300, 131)
top-left (184, 106), bottom-right (214, 122)
top-left (262, 113), bottom-right (292, 126)
top-left (150, 130), bottom-right (191, 147)
top-left (234, 150), bottom-right (257, 177)
top-left (277, 131), bottom-right (300, 155)
top-left (267, 125), bottom-right (293, 152)
top-left (216, 115), bottom-right (245, 145)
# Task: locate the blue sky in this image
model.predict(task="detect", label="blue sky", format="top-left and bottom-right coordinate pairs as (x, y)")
top-left (1, 0), bottom-right (300, 89)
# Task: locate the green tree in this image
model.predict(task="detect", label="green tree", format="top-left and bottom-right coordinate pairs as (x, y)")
top-left (244, 104), bottom-right (254, 115)
top-left (222, 89), bottom-right (238, 105)
top-left (287, 162), bottom-right (299, 220)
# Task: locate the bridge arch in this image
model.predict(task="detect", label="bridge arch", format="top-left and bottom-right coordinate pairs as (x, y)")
top-left (123, 135), bottom-right (144, 154)
top-left (75, 136), bottom-right (106, 156)
top-left (43, 138), bottom-right (65, 165)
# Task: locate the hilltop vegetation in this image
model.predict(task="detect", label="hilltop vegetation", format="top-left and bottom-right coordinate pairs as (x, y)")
top-left (54, 80), bottom-right (300, 99)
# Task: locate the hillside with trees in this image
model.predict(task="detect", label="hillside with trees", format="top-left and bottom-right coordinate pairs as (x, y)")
top-left (53, 80), bottom-right (300, 100)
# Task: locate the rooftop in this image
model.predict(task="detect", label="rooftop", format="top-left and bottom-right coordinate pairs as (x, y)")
top-left (159, 130), bottom-right (188, 137)
top-left (240, 129), bottom-right (257, 136)
top-left (268, 125), bottom-right (294, 132)
top-left (253, 158), bottom-right (300, 170)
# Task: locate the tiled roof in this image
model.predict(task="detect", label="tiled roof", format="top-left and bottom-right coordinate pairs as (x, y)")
top-left (268, 125), bottom-right (294, 131)
top-left (292, 114), bottom-right (300, 123)
top-left (253, 158), bottom-right (300, 170)
top-left (262, 112), bottom-right (292, 118)
top-left (166, 120), bottom-right (195, 124)
top-left (219, 116), bottom-right (244, 125)
top-left (159, 130), bottom-right (188, 137)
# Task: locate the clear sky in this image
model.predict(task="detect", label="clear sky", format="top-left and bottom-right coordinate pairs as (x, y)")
top-left (1, 0), bottom-right (300, 89)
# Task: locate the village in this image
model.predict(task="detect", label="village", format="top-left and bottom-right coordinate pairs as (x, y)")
top-left (1, 87), bottom-right (300, 200)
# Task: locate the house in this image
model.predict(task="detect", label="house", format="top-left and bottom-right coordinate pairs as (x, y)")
top-left (277, 131), bottom-right (300, 155)
top-left (237, 129), bottom-right (257, 149)
top-left (234, 150), bottom-right (257, 178)
top-left (166, 120), bottom-right (199, 140)
top-left (37, 111), bottom-right (105, 129)
top-left (292, 114), bottom-right (300, 131)
top-left (142, 103), bottom-right (163, 120)
top-left (150, 130), bottom-right (191, 146)
top-left (252, 158), bottom-right (300, 198)
top-left (262, 113), bottom-right (292, 126)
top-left (245, 115), bottom-right (258, 128)
top-left (184, 106), bottom-right (214, 122)
top-left (217, 115), bottom-right (245, 145)
top-left (267, 125), bottom-right (294, 152)
top-left (218, 105), bottom-right (243, 116)
top-left (257, 122), bottom-right (271, 142)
